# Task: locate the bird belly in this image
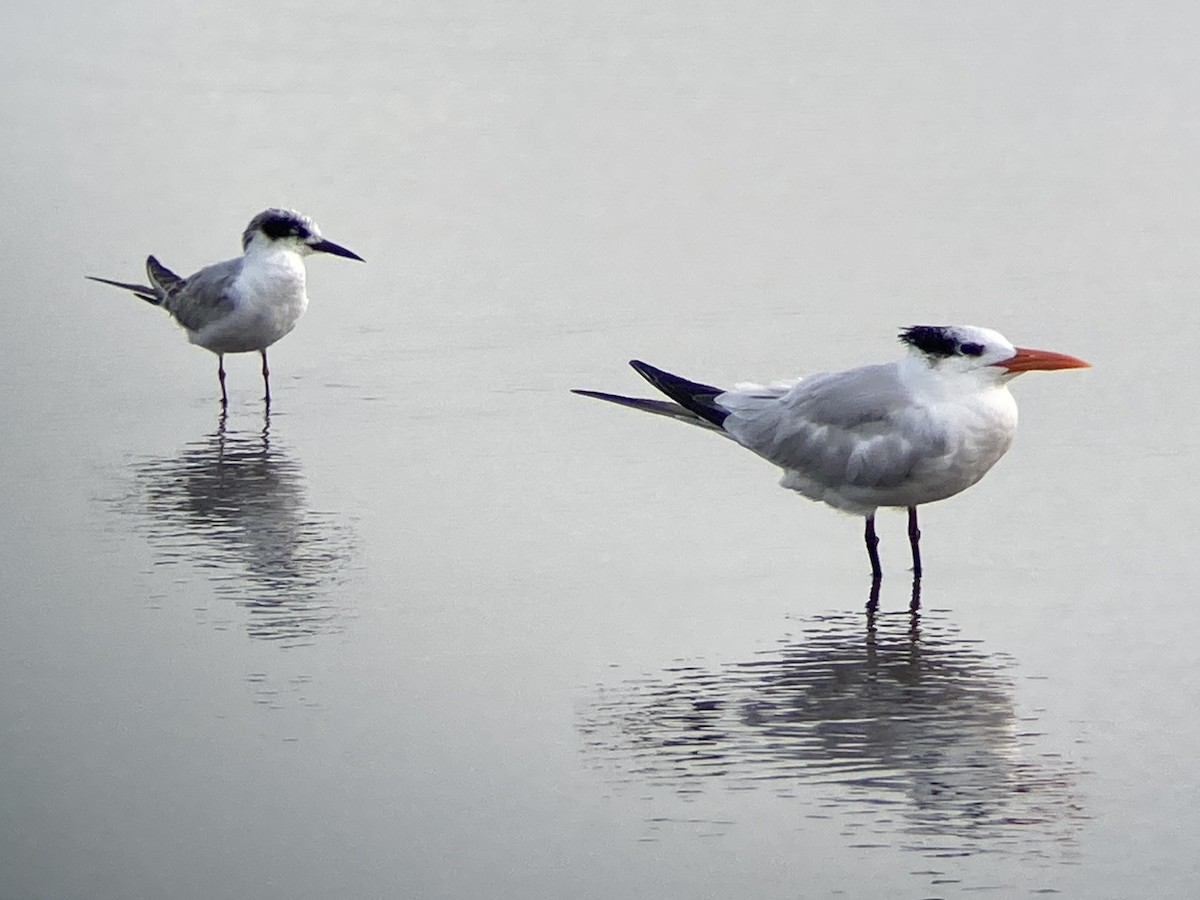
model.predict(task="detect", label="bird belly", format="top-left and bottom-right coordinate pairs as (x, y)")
top-left (188, 278), bottom-right (308, 354)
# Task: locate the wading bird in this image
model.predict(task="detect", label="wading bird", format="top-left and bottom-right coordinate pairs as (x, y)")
top-left (87, 208), bottom-right (363, 405)
top-left (574, 325), bottom-right (1088, 579)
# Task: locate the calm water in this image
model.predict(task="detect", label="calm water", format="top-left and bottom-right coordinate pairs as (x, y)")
top-left (3, 2), bottom-right (1199, 898)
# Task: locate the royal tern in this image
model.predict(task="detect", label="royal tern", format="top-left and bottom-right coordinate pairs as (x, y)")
top-left (574, 325), bottom-right (1089, 578)
top-left (87, 208), bottom-right (363, 405)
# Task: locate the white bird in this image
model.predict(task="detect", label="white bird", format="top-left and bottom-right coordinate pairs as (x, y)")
top-left (87, 208), bottom-right (363, 405)
top-left (574, 325), bottom-right (1089, 579)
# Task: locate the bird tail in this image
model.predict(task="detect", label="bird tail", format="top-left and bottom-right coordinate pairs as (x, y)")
top-left (570, 389), bottom-right (726, 432)
top-left (145, 256), bottom-right (184, 295)
top-left (86, 256), bottom-right (185, 307)
top-left (572, 360), bottom-right (731, 432)
top-left (84, 274), bottom-right (161, 306)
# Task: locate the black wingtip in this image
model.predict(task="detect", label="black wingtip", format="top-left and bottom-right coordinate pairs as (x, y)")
top-left (626, 360), bottom-right (729, 428)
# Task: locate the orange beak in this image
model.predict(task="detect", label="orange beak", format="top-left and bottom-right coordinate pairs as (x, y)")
top-left (999, 347), bottom-right (1091, 372)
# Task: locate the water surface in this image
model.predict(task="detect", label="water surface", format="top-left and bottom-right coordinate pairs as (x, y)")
top-left (2, 2), bottom-right (1199, 898)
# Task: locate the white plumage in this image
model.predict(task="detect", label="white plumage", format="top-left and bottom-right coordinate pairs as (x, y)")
top-left (574, 325), bottom-right (1088, 578)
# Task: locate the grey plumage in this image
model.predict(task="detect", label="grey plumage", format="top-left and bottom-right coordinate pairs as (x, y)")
top-left (86, 208), bottom-right (363, 405)
top-left (719, 365), bottom-right (955, 502)
top-left (147, 256), bottom-right (239, 335)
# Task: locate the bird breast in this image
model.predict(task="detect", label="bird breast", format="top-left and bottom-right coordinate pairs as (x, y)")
top-left (900, 387), bottom-right (1019, 504)
top-left (198, 255), bottom-right (309, 353)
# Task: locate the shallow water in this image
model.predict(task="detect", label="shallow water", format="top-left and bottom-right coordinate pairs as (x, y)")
top-left (3, 1), bottom-right (1200, 898)
top-left (581, 606), bottom-right (1088, 866)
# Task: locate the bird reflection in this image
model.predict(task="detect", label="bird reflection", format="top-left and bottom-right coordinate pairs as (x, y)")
top-left (130, 410), bottom-right (354, 646)
top-left (580, 606), bottom-right (1086, 857)
top-left (867, 575), bottom-right (922, 635)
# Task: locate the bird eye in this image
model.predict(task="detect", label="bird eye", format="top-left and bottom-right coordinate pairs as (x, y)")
top-left (960, 342), bottom-right (985, 357)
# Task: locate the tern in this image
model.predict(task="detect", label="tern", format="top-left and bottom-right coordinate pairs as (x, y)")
top-left (574, 325), bottom-right (1089, 579)
top-left (87, 208), bottom-right (363, 405)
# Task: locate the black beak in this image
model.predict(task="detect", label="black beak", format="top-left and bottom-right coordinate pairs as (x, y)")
top-left (310, 238), bottom-right (364, 261)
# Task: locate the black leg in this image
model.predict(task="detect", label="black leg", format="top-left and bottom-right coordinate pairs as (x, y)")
top-left (864, 514), bottom-right (882, 580)
top-left (261, 350), bottom-right (271, 405)
top-left (907, 506), bottom-right (922, 579)
top-left (908, 575), bottom-right (922, 638)
top-left (217, 354), bottom-right (227, 406)
top-left (866, 572), bottom-right (882, 625)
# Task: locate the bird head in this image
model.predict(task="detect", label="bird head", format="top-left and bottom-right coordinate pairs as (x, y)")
top-left (899, 325), bottom-right (1089, 380)
top-left (241, 208), bottom-right (364, 261)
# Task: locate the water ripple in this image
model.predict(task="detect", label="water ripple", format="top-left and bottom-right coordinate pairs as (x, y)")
top-left (112, 411), bottom-right (356, 646)
top-left (580, 605), bottom-right (1087, 859)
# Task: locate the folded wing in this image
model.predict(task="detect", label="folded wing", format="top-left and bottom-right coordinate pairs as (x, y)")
top-left (719, 363), bottom-right (949, 491)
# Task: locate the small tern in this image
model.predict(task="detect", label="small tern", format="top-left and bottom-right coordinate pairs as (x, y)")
top-left (87, 208), bottom-right (363, 405)
top-left (574, 325), bottom-right (1089, 578)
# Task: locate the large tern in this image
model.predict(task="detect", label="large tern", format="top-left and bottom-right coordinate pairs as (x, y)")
top-left (574, 325), bottom-right (1089, 579)
top-left (87, 208), bottom-right (363, 405)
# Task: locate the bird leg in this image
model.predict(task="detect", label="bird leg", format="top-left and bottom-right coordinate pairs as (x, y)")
top-left (909, 574), bottom-right (922, 634)
top-left (866, 572), bottom-right (882, 625)
top-left (907, 506), bottom-right (923, 578)
top-left (261, 350), bottom-right (271, 405)
top-left (864, 515), bottom-right (882, 580)
top-left (217, 354), bottom-right (228, 406)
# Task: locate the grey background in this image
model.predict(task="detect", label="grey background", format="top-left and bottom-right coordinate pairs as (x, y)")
top-left (2, 1), bottom-right (1196, 897)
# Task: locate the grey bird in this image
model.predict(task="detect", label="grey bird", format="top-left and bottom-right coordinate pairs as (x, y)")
top-left (87, 208), bottom-right (363, 405)
top-left (574, 325), bottom-right (1089, 579)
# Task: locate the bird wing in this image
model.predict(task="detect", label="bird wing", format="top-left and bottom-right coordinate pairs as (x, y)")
top-left (161, 258), bottom-right (240, 332)
top-left (719, 363), bottom-right (949, 490)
